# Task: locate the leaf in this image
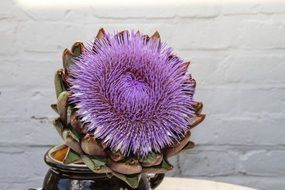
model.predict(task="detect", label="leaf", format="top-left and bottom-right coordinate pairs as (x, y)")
top-left (180, 141), bottom-right (195, 152)
top-left (142, 158), bottom-right (173, 174)
top-left (144, 153), bottom-right (157, 162)
top-left (188, 114), bottom-right (206, 129)
top-left (141, 153), bottom-right (163, 167)
top-left (71, 42), bottom-right (85, 57)
top-left (159, 158), bottom-right (173, 170)
top-left (57, 91), bottom-right (69, 125)
top-left (192, 101), bottom-right (203, 114)
top-left (50, 104), bottom-right (58, 113)
top-left (54, 69), bottom-right (67, 98)
top-left (109, 151), bottom-right (124, 162)
top-left (81, 134), bottom-right (106, 156)
top-left (62, 48), bottom-right (73, 70)
top-left (91, 156), bottom-right (106, 168)
top-left (111, 172), bottom-right (141, 189)
top-left (81, 155), bottom-right (108, 173)
top-left (181, 61), bottom-right (190, 73)
top-left (96, 28), bottom-right (106, 40)
top-left (150, 31), bottom-right (160, 40)
top-left (53, 145), bottom-right (68, 162)
top-left (107, 160), bottom-right (142, 175)
top-left (63, 148), bottom-right (81, 164)
top-left (53, 117), bottom-right (64, 137)
top-left (181, 141), bottom-right (195, 151)
top-left (67, 123), bottom-right (80, 142)
top-left (62, 130), bottom-right (83, 154)
top-left (62, 129), bottom-right (79, 143)
top-left (166, 131), bottom-right (191, 158)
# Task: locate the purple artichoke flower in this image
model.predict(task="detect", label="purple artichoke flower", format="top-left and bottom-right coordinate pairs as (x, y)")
top-left (68, 30), bottom-right (196, 157)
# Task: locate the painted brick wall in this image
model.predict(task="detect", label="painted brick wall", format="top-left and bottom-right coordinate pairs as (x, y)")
top-left (1, 0), bottom-right (285, 189)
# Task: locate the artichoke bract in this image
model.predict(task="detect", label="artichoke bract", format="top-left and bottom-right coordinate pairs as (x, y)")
top-left (51, 28), bottom-right (205, 188)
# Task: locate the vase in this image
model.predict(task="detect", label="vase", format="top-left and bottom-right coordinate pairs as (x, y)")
top-left (43, 145), bottom-right (165, 190)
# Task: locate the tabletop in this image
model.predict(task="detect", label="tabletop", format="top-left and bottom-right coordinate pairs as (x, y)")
top-left (29, 177), bottom-right (256, 190)
top-left (156, 177), bottom-right (256, 190)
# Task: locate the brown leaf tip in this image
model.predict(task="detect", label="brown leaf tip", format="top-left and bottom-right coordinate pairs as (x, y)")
top-left (96, 28), bottom-right (106, 39)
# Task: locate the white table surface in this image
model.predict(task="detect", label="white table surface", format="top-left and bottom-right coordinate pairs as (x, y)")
top-left (156, 177), bottom-right (256, 190)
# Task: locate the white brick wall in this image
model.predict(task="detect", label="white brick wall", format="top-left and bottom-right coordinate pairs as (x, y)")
top-left (1, 0), bottom-right (285, 189)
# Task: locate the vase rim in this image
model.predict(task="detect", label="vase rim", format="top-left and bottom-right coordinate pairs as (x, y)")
top-left (45, 144), bottom-right (106, 176)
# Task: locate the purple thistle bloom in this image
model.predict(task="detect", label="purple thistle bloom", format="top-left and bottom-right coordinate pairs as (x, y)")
top-left (68, 31), bottom-right (196, 157)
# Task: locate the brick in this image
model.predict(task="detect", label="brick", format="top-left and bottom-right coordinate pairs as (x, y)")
top-left (18, 22), bottom-right (90, 53)
top-left (239, 87), bottom-right (285, 114)
top-left (222, 1), bottom-right (285, 15)
top-left (180, 51), bottom-right (229, 86)
top-left (0, 0), bottom-right (28, 21)
top-left (0, 147), bottom-right (49, 184)
top-left (195, 85), bottom-right (285, 117)
top-left (91, 2), bottom-right (220, 19)
top-left (0, 118), bottom-right (62, 146)
top-left (258, 2), bottom-right (285, 14)
top-left (175, 3), bottom-right (220, 18)
top-left (195, 86), bottom-right (241, 115)
top-left (192, 114), bottom-right (285, 146)
top-left (167, 18), bottom-right (239, 50)
top-left (18, 6), bottom-right (72, 21)
top-left (0, 58), bottom-right (59, 89)
top-left (238, 20), bottom-right (285, 49)
top-left (220, 1), bottom-right (260, 15)
top-left (241, 150), bottom-right (285, 176)
top-left (179, 150), bottom-right (238, 176)
top-left (224, 53), bottom-right (285, 84)
top-left (0, 21), bottom-right (18, 56)
top-left (92, 5), bottom-right (175, 19)
top-left (0, 88), bottom-right (55, 119)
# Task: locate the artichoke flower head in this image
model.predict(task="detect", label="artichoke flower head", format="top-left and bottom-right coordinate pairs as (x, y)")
top-left (51, 28), bottom-right (205, 188)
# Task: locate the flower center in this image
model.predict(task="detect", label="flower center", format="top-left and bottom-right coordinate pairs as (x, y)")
top-left (120, 69), bottom-right (150, 103)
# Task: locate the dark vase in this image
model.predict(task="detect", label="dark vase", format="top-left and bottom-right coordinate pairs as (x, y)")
top-left (42, 146), bottom-right (165, 190)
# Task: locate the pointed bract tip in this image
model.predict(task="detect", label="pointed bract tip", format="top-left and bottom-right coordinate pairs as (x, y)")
top-left (71, 41), bottom-right (85, 55)
top-left (151, 31), bottom-right (160, 40)
top-left (181, 61), bottom-right (190, 72)
top-left (96, 28), bottom-right (106, 39)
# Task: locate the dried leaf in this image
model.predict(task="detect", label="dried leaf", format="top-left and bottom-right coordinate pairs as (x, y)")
top-left (53, 117), bottom-right (64, 137)
top-left (188, 114), bottom-right (205, 129)
top-left (192, 101), bottom-right (203, 114)
top-left (71, 42), bottom-right (85, 57)
top-left (166, 131), bottom-right (191, 158)
top-left (141, 153), bottom-right (163, 167)
top-left (81, 134), bottom-right (106, 156)
top-left (57, 91), bottom-right (69, 125)
top-left (108, 151), bottom-right (124, 162)
top-left (150, 31), bottom-right (160, 40)
top-left (62, 130), bottom-right (82, 154)
top-left (52, 145), bottom-right (68, 162)
top-left (107, 159), bottom-right (142, 175)
top-left (180, 141), bottom-right (195, 152)
top-left (54, 69), bottom-right (66, 98)
top-left (142, 158), bottom-right (173, 174)
top-left (81, 155), bottom-right (108, 173)
top-left (181, 61), bottom-right (190, 73)
top-left (62, 48), bottom-right (73, 71)
top-left (50, 104), bottom-right (58, 113)
top-left (96, 28), bottom-right (106, 40)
